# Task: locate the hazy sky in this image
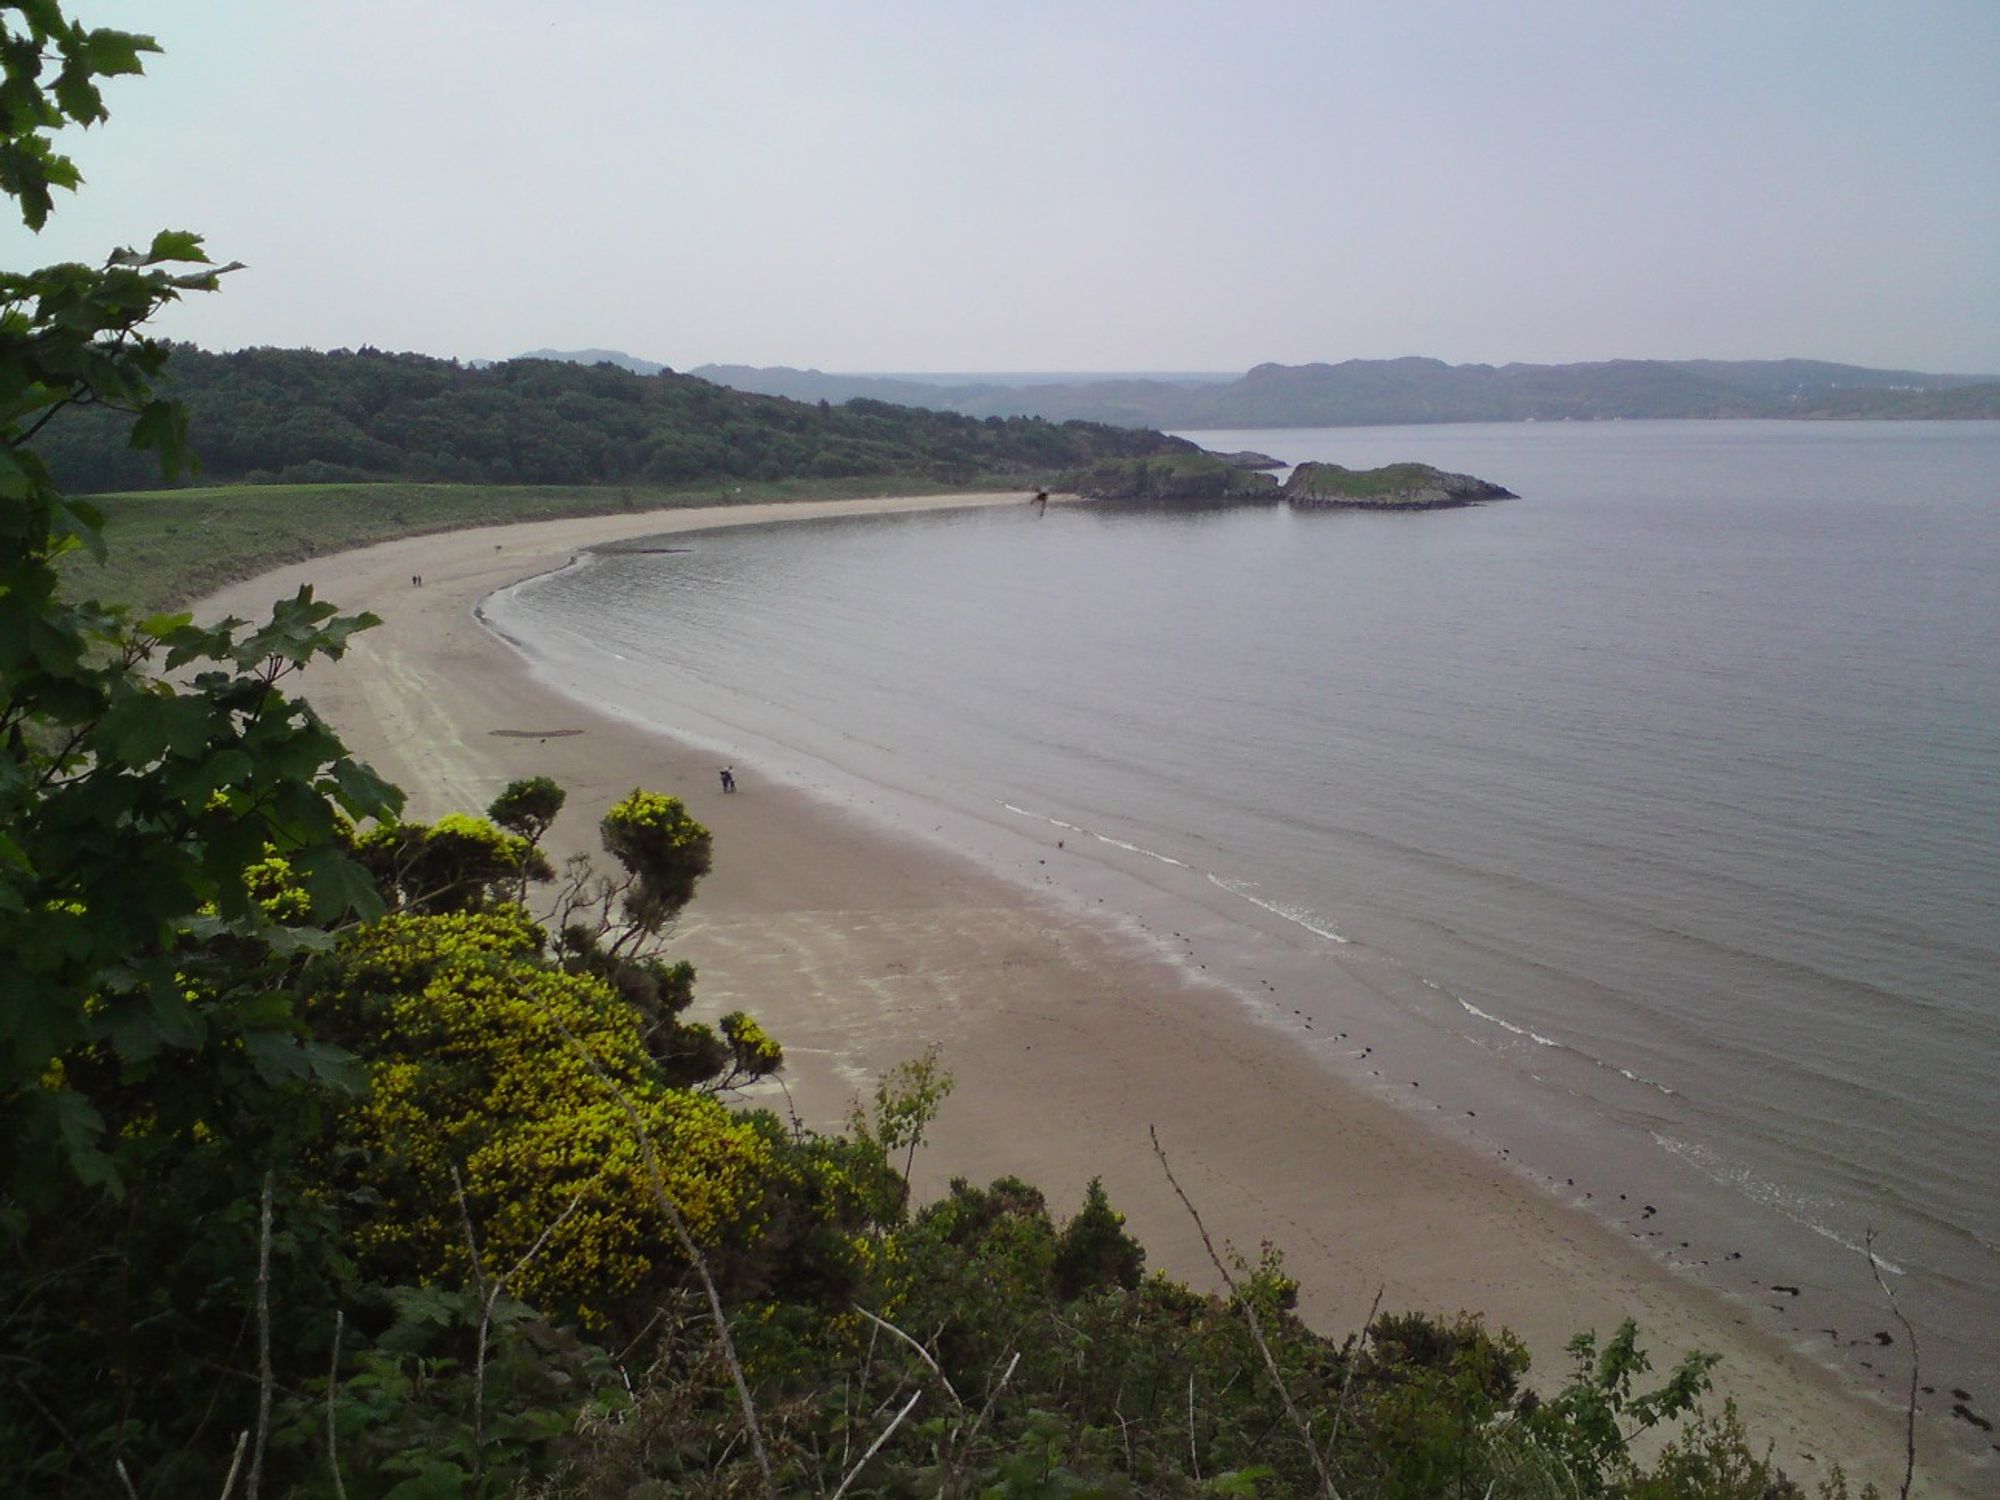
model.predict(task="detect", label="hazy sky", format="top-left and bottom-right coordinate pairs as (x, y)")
top-left (15, 1), bottom-right (2000, 373)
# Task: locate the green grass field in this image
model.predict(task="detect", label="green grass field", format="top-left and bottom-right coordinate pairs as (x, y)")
top-left (62, 476), bottom-right (988, 615)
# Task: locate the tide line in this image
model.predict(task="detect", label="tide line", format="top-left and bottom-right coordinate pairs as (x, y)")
top-left (998, 802), bottom-right (1188, 867)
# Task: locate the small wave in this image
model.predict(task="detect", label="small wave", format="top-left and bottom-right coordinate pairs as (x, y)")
top-left (1651, 1133), bottom-right (1905, 1274)
top-left (1449, 995), bottom-right (1679, 1093)
top-left (1207, 874), bottom-right (1350, 943)
top-left (1096, 835), bottom-right (1187, 866)
top-left (1457, 997), bottom-right (1559, 1047)
top-left (999, 802), bottom-right (1187, 866)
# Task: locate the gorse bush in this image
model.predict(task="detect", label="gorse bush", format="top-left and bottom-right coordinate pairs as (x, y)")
top-left (306, 907), bottom-right (779, 1320)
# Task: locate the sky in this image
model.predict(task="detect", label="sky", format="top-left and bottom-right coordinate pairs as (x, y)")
top-left (11, 0), bottom-right (2000, 374)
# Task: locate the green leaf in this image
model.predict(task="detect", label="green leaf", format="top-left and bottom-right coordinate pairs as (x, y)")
top-left (94, 690), bottom-right (209, 766)
top-left (47, 1089), bottom-right (120, 1196)
top-left (50, 68), bottom-right (104, 127)
top-left (127, 397), bottom-right (188, 471)
top-left (82, 28), bottom-right (159, 77)
top-left (333, 756), bottom-right (401, 820)
top-left (242, 1028), bottom-right (312, 1084)
top-left (144, 227), bottom-right (206, 264)
top-left (138, 608), bottom-right (193, 637)
top-left (0, 829), bottom-right (32, 874)
top-left (15, 0), bottom-right (68, 35)
top-left (295, 846), bottom-right (384, 923)
top-left (302, 1040), bottom-right (365, 1093)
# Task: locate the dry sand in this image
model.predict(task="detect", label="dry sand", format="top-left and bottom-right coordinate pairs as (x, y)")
top-left (199, 493), bottom-right (1982, 1496)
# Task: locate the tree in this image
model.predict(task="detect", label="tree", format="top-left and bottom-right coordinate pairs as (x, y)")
top-left (1, 0), bottom-right (398, 1203)
top-left (1051, 1177), bottom-right (1145, 1299)
top-left (1, 10), bottom-right (402, 1484)
top-left (488, 773), bottom-right (566, 845)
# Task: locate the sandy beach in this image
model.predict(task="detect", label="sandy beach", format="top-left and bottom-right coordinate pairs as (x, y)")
top-left (198, 492), bottom-right (1981, 1497)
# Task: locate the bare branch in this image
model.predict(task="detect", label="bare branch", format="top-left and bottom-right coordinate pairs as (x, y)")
top-left (456, 1172), bottom-right (585, 1485)
top-left (326, 1311), bottom-right (348, 1500)
top-left (246, 1173), bottom-right (274, 1500)
top-left (216, 1429), bottom-right (249, 1500)
top-left (962, 1350), bottom-right (1022, 1452)
top-left (1322, 1285), bottom-right (1383, 1471)
top-left (828, 1390), bottom-right (922, 1500)
top-left (850, 1304), bottom-right (962, 1410)
top-left (1865, 1228), bottom-right (1919, 1500)
top-left (1188, 1370), bottom-right (1200, 1483)
top-left (1151, 1125), bottom-right (1342, 1500)
top-left (448, 1166), bottom-right (488, 1304)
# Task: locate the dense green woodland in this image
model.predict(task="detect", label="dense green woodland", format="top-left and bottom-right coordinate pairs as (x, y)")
top-left (34, 344), bottom-right (1196, 493)
top-left (1, 8), bottom-right (1907, 1496)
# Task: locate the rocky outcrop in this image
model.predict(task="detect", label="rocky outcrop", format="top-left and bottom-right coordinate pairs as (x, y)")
top-left (1211, 449), bottom-right (1285, 470)
top-left (1281, 461), bottom-right (1515, 509)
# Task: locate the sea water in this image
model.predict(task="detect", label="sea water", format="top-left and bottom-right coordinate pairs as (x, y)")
top-left (484, 420), bottom-right (2000, 1455)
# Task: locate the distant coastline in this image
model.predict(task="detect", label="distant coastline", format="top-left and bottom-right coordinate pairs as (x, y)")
top-left (689, 354), bottom-right (2000, 429)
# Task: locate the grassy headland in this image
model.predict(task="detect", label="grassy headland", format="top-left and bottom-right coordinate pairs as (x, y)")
top-left (69, 476), bottom-right (982, 614)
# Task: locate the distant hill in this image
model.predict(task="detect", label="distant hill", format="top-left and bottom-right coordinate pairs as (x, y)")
top-left (511, 347), bottom-right (670, 376)
top-left (38, 347), bottom-right (1209, 494)
top-left (693, 357), bottom-right (2000, 428)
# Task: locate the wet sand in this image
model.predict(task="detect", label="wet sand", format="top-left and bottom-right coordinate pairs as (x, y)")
top-left (197, 492), bottom-right (1983, 1496)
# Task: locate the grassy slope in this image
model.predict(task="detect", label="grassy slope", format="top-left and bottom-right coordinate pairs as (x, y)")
top-left (66, 476), bottom-right (975, 615)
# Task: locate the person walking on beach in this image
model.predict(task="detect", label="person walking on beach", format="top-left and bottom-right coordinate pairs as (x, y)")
top-left (719, 766), bottom-right (735, 793)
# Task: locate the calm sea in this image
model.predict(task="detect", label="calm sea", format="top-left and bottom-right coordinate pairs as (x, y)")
top-left (485, 420), bottom-right (2000, 1444)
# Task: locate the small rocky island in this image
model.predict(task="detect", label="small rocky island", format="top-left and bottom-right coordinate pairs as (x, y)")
top-left (1057, 453), bottom-right (1515, 509)
top-left (1282, 461), bottom-right (1516, 509)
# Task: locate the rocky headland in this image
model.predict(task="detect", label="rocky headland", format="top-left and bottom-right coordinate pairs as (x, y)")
top-left (1060, 454), bottom-right (1514, 508)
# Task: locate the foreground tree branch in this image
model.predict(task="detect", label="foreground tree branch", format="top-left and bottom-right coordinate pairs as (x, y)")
top-left (1150, 1124), bottom-right (1343, 1500)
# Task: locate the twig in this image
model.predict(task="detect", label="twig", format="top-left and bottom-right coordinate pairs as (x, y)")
top-left (1188, 1370), bottom-right (1200, 1482)
top-left (216, 1429), bottom-right (250, 1500)
top-left (613, 1303), bottom-right (669, 1368)
top-left (448, 1165), bottom-right (488, 1305)
top-left (851, 1304), bottom-right (963, 1409)
top-left (246, 1172), bottom-right (274, 1500)
top-left (829, 1389), bottom-right (922, 1500)
top-left (1151, 1125), bottom-right (1342, 1500)
top-left (1865, 1228), bottom-right (1918, 1500)
top-left (114, 1459), bottom-right (141, 1500)
top-left (456, 1176), bottom-right (585, 1484)
top-left (1322, 1285), bottom-right (1383, 1471)
top-left (962, 1350), bottom-right (1021, 1451)
top-left (326, 1310), bottom-right (348, 1500)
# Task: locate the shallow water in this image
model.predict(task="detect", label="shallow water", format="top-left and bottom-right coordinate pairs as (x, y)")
top-left (485, 420), bottom-right (2000, 1453)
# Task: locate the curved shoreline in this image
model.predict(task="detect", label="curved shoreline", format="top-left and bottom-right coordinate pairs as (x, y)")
top-left (196, 491), bottom-right (1984, 1496)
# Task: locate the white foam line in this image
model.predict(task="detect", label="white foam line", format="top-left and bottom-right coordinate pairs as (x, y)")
top-left (1455, 999), bottom-right (1678, 1092)
top-left (1095, 834), bottom-right (1186, 866)
top-left (1651, 1133), bottom-right (1904, 1274)
top-left (1605, 1061), bottom-right (1675, 1096)
top-left (1208, 873), bottom-right (1351, 944)
top-left (1458, 998), bottom-right (1559, 1047)
top-left (999, 802), bottom-right (1185, 865)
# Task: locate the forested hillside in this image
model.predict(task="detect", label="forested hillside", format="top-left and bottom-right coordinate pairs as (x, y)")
top-left (35, 345), bottom-right (1197, 493)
